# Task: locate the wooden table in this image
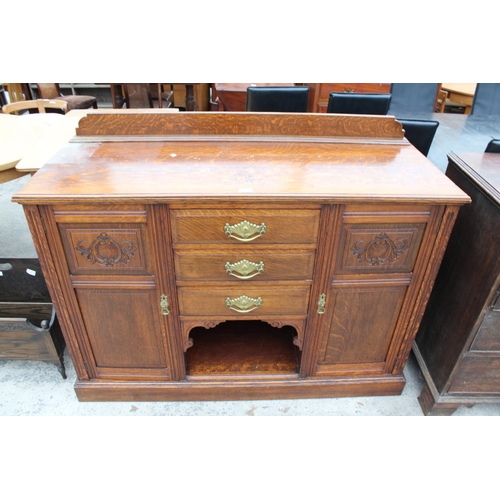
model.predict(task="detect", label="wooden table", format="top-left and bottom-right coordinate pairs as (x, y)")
top-left (212, 83), bottom-right (295, 111)
top-left (14, 108), bottom-right (179, 173)
top-left (441, 83), bottom-right (477, 114)
top-left (0, 114), bottom-right (51, 175)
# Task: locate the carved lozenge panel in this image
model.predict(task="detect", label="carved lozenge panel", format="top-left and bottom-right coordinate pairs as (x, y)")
top-left (336, 224), bottom-right (425, 274)
top-left (59, 224), bottom-right (149, 275)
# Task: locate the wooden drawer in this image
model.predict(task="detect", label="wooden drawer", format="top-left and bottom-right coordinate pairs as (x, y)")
top-left (178, 286), bottom-right (311, 316)
top-left (58, 224), bottom-right (151, 275)
top-left (170, 209), bottom-right (320, 245)
top-left (335, 223), bottom-right (425, 274)
top-left (174, 248), bottom-right (316, 282)
top-left (448, 354), bottom-right (500, 394)
top-left (470, 309), bottom-right (500, 352)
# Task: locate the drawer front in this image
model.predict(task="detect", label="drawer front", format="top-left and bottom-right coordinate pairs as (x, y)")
top-left (59, 224), bottom-right (151, 275)
top-left (470, 310), bottom-right (500, 352)
top-left (170, 209), bottom-right (320, 245)
top-left (178, 286), bottom-right (311, 316)
top-left (448, 354), bottom-right (500, 394)
top-left (174, 249), bottom-right (316, 281)
top-left (335, 223), bottom-right (425, 274)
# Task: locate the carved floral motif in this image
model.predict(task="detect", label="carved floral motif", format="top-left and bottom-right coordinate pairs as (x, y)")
top-left (351, 233), bottom-right (409, 266)
top-left (76, 233), bottom-right (137, 267)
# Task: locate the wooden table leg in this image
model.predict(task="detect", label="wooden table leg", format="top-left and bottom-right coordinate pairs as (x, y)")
top-left (185, 84), bottom-right (195, 111)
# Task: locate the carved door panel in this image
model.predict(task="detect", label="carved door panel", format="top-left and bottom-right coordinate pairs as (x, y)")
top-left (44, 204), bottom-right (180, 381)
top-left (315, 282), bottom-right (408, 376)
top-left (306, 204), bottom-right (435, 377)
top-left (75, 286), bottom-right (170, 379)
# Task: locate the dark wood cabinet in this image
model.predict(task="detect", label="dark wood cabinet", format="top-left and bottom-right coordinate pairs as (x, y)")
top-left (0, 258), bottom-right (66, 378)
top-left (13, 112), bottom-right (469, 402)
top-left (414, 151), bottom-right (500, 415)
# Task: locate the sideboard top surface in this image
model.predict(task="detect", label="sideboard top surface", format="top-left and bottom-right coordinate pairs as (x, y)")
top-left (13, 113), bottom-right (470, 205)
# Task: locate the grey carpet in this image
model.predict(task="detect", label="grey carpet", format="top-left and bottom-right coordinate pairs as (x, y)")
top-left (0, 175), bottom-right (37, 258)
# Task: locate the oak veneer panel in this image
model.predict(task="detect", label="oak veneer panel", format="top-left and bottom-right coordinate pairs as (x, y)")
top-left (59, 224), bottom-right (151, 275)
top-left (170, 209), bottom-right (320, 245)
top-left (335, 223), bottom-right (425, 274)
top-left (177, 285), bottom-right (311, 316)
top-left (317, 283), bottom-right (407, 366)
top-left (174, 248), bottom-right (316, 282)
top-left (76, 287), bottom-right (168, 371)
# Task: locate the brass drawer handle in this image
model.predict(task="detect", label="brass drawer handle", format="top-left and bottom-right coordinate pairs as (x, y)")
top-left (224, 220), bottom-right (266, 242)
top-left (160, 294), bottom-right (170, 315)
top-left (226, 295), bottom-right (263, 313)
top-left (225, 259), bottom-right (265, 280)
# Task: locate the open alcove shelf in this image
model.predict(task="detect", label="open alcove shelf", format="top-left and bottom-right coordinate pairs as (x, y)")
top-left (12, 112), bottom-right (469, 402)
top-left (186, 320), bottom-right (300, 377)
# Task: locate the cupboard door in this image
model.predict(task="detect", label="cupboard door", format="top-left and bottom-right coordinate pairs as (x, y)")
top-left (315, 282), bottom-right (407, 376)
top-left (75, 286), bottom-right (170, 380)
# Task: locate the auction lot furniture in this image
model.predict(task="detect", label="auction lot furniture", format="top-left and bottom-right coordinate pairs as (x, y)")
top-left (13, 112), bottom-right (468, 402)
top-left (0, 258), bottom-right (66, 378)
top-left (414, 152), bottom-right (500, 415)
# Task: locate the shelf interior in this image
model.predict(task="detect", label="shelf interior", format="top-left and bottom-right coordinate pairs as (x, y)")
top-left (186, 320), bottom-right (300, 376)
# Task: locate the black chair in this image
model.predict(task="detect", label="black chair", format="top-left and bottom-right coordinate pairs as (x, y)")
top-left (485, 139), bottom-right (500, 152)
top-left (388, 83), bottom-right (439, 114)
top-left (398, 119), bottom-right (439, 156)
top-left (246, 86), bottom-right (309, 112)
top-left (327, 92), bottom-right (391, 115)
top-left (471, 83), bottom-right (500, 115)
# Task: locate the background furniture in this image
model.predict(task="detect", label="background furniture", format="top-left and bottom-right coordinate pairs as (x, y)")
top-left (398, 119), bottom-right (439, 156)
top-left (390, 112), bottom-right (500, 173)
top-left (304, 83), bottom-right (391, 113)
top-left (485, 139), bottom-right (500, 152)
top-left (13, 112), bottom-right (468, 402)
top-left (13, 109), bottom-right (178, 175)
top-left (414, 152), bottom-right (500, 415)
top-left (122, 83), bottom-right (154, 108)
top-left (2, 99), bottom-right (68, 115)
top-left (212, 83), bottom-right (295, 111)
top-left (0, 258), bottom-right (66, 378)
top-left (388, 83), bottom-right (439, 115)
top-left (471, 83), bottom-right (500, 115)
top-left (441, 83), bottom-right (477, 114)
top-left (245, 86), bottom-right (309, 112)
top-left (36, 83), bottom-right (98, 110)
top-left (327, 92), bottom-right (391, 115)
top-left (0, 113), bottom-right (50, 173)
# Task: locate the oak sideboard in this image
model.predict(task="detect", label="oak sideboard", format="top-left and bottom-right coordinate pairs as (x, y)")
top-left (13, 112), bottom-right (469, 402)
